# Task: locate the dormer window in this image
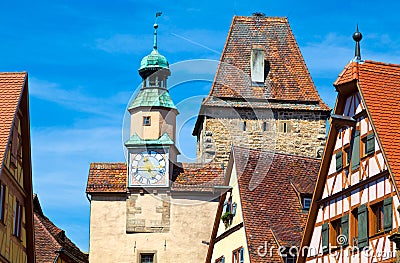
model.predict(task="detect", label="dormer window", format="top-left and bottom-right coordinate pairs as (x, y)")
top-left (143, 116), bottom-right (151, 126)
top-left (303, 197), bottom-right (311, 209)
top-left (251, 48), bottom-right (265, 83)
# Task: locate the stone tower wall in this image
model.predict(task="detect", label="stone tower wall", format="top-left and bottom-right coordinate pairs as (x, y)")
top-left (197, 109), bottom-right (328, 165)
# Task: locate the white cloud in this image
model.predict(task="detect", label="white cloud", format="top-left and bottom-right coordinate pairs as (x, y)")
top-left (30, 77), bottom-right (131, 117)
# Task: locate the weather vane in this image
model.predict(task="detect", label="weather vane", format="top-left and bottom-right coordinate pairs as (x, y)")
top-left (153, 12), bottom-right (162, 50)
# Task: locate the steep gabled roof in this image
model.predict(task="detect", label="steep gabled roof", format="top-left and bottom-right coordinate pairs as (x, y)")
top-left (206, 147), bottom-right (319, 262)
top-left (0, 72), bottom-right (27, 164)
top-left (335, 60), bottom-right (400, 192)
top-left (233, 147), bottom-right (319, 253)
top-left (33, 195), bottom-right (88, 263)
top-left (203, 15), bottom-right (329, 109)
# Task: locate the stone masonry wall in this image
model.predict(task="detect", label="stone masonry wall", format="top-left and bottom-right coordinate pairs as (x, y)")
top-left (198, 109), bottom-right (328, 165)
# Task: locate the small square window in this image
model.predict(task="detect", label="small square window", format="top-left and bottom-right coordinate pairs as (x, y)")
top-left (263, 121), bottom-right (267, 132)
top-left (140, 253), bottom-right (154, 263)
top-left (362, 133), bottom-right (375, 156)
top-left (303, 198), bottom-right (311, 209)
top-left (279, 121), bottom-right (291, 133)
top-left (143, 116), bottom-right (151, 126)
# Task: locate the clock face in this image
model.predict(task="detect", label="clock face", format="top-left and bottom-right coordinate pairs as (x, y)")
top-left (129, 150), bottom-right (167, 186)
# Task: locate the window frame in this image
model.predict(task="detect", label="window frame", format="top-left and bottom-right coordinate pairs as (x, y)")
top-left (0, 183), bottom-right (5, 223)
top-left (143, 116), bottom-right (151, 126)
top-left (303, 197), bottom-right (312, 209)
top-left (13, 200), bottom-right (22, 238)
top-left (370, 201), bottom-right (384, 235)
top-left (350, 208), bottom-right (358, 246)
top-left (140, 253), bottom-right (155, 263)
top-left (279, 121), bottom-right (291, 133)
top-left (215, 256), bottom-right (225, 263)
top-left (361, 133), bottom-right (375, 157)
top-left (232, 247), bottom-right (244, 263)
top-left (330, 218), bottom-right (342, 246)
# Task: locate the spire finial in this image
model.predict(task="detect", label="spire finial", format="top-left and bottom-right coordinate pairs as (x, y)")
top-left (153, 12), bottom-right (162, 51)
top-left (352, 24), bottom-right (363, 62)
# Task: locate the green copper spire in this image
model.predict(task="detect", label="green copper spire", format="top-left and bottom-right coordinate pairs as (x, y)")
top-left (131, 12), bottom-right (176, 111)
top-left (138, 12), bottom-right (169, 78)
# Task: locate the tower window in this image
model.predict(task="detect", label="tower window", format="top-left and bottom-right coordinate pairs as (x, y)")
top-left (140, 253), bottom-right (154, 263)
top-left (143, 116), bottom-right (151, 126)
top-left (279, 121), bottom-right (291, 133)
top-left (263, 121), bottom-right (267, 132)
top-left (251, 48), bottom-right (265, 83)
top-left (243, 121), bottom-right (247, 131)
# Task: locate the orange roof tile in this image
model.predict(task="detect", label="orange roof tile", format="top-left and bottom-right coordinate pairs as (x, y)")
top-left (86, 163), bottom-right (127, 193)
top-left (86, 162), bottom-right (224, 193)
top-left (335, 60), bottom-right (400, 192)
top-left (0, 72), bottom-right (26, 165)
top-left (233, 147), bottom-right (319, 262)
top-left (204, 15), bottom-right (329, 111)
top-left (171, 163), bottom-right (224, 191)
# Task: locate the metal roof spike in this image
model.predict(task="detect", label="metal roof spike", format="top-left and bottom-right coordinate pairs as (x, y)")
top-left (352, 24), bottom-right (363, 62)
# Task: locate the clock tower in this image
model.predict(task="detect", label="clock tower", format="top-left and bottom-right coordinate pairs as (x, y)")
top-left (125, 19), bottom-right (179, 188)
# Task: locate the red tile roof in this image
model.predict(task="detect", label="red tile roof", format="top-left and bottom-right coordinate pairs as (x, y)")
top-left (0, 72), bottom-right (26, 165)
top-left (86, 162), bottom-right (224, 193)
top-left (204, 16), bottom-right (329, 111)
top-left (334, 60), bottom-right (400, 193)
top-left (171, 163), bottom-right (224, 191)
top-left (33, 195), bottom-right (88, 263)
top-left (86, 162), bottom-right (127, 193)
top-left (233, 147), bottom-right (319, 262)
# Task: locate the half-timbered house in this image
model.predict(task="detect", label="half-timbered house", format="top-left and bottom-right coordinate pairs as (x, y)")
top-left (0, 72), bottom-right (35, 262)
top-left (299, 32), bottom-right (400, 263)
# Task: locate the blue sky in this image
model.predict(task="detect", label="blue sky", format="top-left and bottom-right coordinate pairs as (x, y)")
top-left (1, 0), bottom-right (400, 252)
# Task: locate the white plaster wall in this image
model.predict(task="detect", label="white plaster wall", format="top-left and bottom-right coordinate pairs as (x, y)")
top-left (212, 164), bottom-right (250, 263)
top-left (89, 194), bottom-right (218, 263)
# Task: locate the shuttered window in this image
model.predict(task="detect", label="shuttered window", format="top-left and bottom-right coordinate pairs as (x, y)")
top-left (351, 130), bottom-right (360, 170)
top-left (358, 204), bottom-right (368, 249)
top-left (383, 197), bottom-right (393, 232)
top-left (336, 151), bottom-right (343, 171)
top-left (366, 133), bottom-right (375, 155)
top-left (322, 223), bottom-right (329, 254)
top-left (341, 214), bottom-right (349, 246)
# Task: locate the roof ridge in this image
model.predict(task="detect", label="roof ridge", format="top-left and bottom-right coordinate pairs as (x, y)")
top-left (233, 145), bottom-right (322, 160)
top-left (233, 15), bottom-right (288, 22)
top-left (0, 72), bottom-right (27, 74)
top-left (364, 60), bottom-right (400, 67)
top-left (90, 162), bottom-right (125, 165)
